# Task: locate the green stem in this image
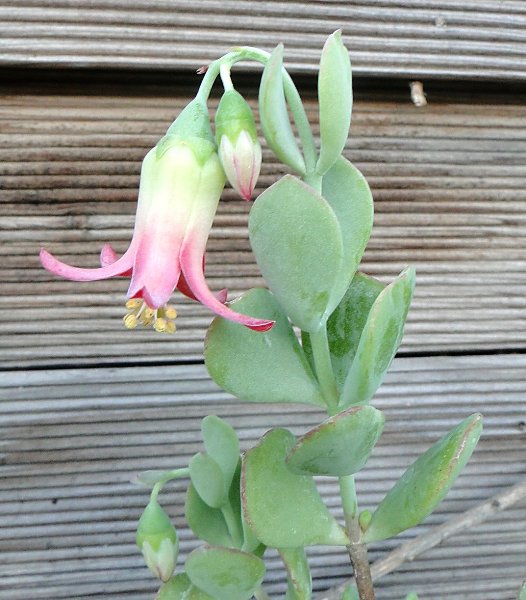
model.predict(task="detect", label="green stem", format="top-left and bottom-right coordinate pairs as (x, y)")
top-left (339, 475), bottom-right (375, 600)
top-left (194, 46), bottom-right (318, 174)
top-left (149, 467), bottom-right (190, 502)
top-left (221, 502), bottom-right (244, 548)
top-left (309, 327), bottom-right (339, 413)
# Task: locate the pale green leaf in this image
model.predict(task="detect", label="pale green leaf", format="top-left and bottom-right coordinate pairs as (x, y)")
top-left (316, 30), bottom-right (352, 175)
top-left (364, 414), bottom-right (483, 543)
top-left (249, 175), bottom-right (343, 332)
top-left (259, 44), bottom-right (305, 175)
top-left (205, 288), bottom-right (324, 406)
top-left (242, 428), bottom-right (348, 547)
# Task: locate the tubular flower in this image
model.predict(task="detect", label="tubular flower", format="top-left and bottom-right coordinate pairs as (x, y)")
top-left (40, 101), bottom-right (274, 333)
top-left (215, 89), bottom-right (262, 200)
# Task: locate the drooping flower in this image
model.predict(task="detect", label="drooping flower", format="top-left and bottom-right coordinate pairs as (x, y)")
top-left (40, 100), bottom-right (273, 333)
top-left (136, 498), bottom-right (178, 582)
top-left (215, 89), bottom-right (262, 200)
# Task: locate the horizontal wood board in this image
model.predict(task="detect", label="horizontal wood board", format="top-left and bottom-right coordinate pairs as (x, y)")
top-left (1, 355), bottom-right (525, 599)
top-left (1, 1), bottom-right (526, 80)
top-left (1, 85), bottom-right (526, 366)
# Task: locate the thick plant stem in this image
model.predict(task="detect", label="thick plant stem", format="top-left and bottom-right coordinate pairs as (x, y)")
top-left (309, 327), bottom-right (339, 413)
top-left (339, 476), bottom-right (376, 600)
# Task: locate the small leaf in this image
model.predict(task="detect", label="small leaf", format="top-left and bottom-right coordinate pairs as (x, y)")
top-left (242, 428), bottom-right (348, 547)
top-left (322, 157), bottom-right (374, 316)
top-left (202, 416), bottom-right (240, 490)
top-left (189, 453), bottom-right (227, 509)
top-left (185, 483), bottom-right (231, 546)
top-left (286, 406), bottom-right (384, 476)
top-left (517, 582), bottom-right (526, 600)
top-left (405, 593), bottom-right (419, 600)
top-left (186, 546), bottom-right (266, 600)
top-left (249, 175), bottom-right (344, 333)
top-left (313, 272), bottom-right (385, 388)
top-left (259, 44), bottom-right (305, 175)
top-left (316, 30), bottom-right (352, 175)
top-left (364, 414), bottom-right (483, 543)
top-left (341, 267), bottom-right (415, 408)
top-left (133, 469), bottom-right (176, 488)
top-left (205, 288), bottom-right (324, 406)
top-left (279, 547), bottom-right (312, 600)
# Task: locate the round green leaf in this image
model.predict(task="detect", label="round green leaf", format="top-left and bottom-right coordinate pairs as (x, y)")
top-left (364, 413), bottom-right (483, 543)
top-left (242, 428), bottom-right (348, 547)
top-left (186, 546), bottom-right (266, 600)
top-left (341, 267), bottom-right (415, 408)
top-left (259, 44), bottom-right (305, 175)
top-left (189, 453), bottom-right (227, 509)
top-left (205, 288), bottom-right (324, 406)
top-left (316, 30), bottom-right (352, 175)
top-left (322, 157), bottom-right (374, 316)
top-left (286, 406), bottom-right (385, 476)
top-left (249, 175), bottom-right (344, 333)
top-left (201, 415), bottom-right (240, 490)
top-left (185, 483), bottom-right (231, 547)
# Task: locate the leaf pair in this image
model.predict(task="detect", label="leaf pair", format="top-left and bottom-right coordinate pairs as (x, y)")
top-left (260, 31), bottom-right (352, 177)
top-left (249, 160), bottom-right (373, 334)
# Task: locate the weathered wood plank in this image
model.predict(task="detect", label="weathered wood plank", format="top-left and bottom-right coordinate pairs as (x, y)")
top-left (1, 86), bottom-right (525, 366)
top-left (0, 1), bottom-right (526, 80)
top-left (0, 356), bottom-right (525, 599)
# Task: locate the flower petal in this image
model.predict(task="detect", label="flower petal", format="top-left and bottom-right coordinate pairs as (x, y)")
top-left (100, 243), bottom-right (133, 275)
top-left (180, 235), bottom-right (274, 331)
top-left (40, 247), bottom-right (134, 281)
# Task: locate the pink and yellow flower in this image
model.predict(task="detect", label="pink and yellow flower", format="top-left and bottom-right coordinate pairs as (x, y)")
top-left (40, 125), bottom-right (273, 333)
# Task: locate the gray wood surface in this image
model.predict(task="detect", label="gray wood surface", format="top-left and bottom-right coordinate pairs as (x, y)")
top-left (1, 1), bottom-right (526, 80)
top-left (2, 85), bottom-right (526, 367)
top-left (1, 355), bottom-right (525, 599)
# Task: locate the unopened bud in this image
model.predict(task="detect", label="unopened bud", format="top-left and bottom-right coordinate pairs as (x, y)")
top-left (215, 90), bottom-right (262, 200)
top-left (136, 499), bottom-right (179, 582)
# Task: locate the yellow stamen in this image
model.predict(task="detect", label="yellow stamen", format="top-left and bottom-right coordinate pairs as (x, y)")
top-left (141, 308), bottom-right (155, 326)
top-left (165, 321), bottom-right (177, 334)
top-left (123, 314), bottom-right (138, 329)
top-left (164, 306), bottom-right (177, 320)
top-left (126, 298), bottom-right (142, 311)
top-left (153, 317), bottom-right (167, 333)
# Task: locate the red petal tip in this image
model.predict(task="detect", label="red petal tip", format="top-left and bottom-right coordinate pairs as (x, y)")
top-left (246, 320), bottom-right (275, 332)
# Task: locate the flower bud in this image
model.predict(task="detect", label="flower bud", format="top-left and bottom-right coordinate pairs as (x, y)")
top-left (215, 90), bottom-right (262, 200)
top-left (136, 499), bottom-right (179, 582)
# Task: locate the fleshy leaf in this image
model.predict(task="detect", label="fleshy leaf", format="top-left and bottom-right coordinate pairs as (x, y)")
top-left (340, 267), bottom-right (415, 408)
top-left (364, 414), bottom-right (483, 543)
top-left (189, 452), bottom-right (227, 509)
top-left (201, 415), bottom-right (240, 490)
top-left (186, 546), bottom-right (266, 600)
top-left (185, 483), bottom-right (231, 546)
top-left (517, 582), bottom-right (526, 600)
top-left (322, 157), bottom-right (374, 316)
top-left (302, 272), bottom-right (385, 388)
top-left (286, 406), bottom-right (384, 476)
top-left (205, 288), bottom-right (324, 406)
top-left (133, 469), bottom-right (177, 488)
top-left (249, 175), bottom-right (344, 333)
top-left (341, 586), bottom-right (359, 600)
top-left (156, 573), bottom-right (191, 599)
top-left (316, 31), bottom-right (352, 175)
top-left (242, 428), bottom-right (349, 547)
top-left (259, 44), bottom-right (305, 175)
top-left (279, 547), bottom-right (312, 600)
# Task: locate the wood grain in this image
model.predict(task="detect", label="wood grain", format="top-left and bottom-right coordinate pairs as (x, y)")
top-left (0, 1), bottom-right (526, 80)
top-left (1, 355), bottom-right (525, 599)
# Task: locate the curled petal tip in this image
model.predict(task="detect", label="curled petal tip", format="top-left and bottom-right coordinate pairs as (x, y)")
top-left (100, 243), bottom-right (118, 266)
top-left (247, 319), bottom-right (275, 332)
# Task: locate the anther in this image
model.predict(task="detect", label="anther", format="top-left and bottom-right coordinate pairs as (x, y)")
top-left (153, 317), bottom-right (167, 333)
top-left (126, 298), bottom-right (142, 311)
top-left (164, 306), bottom-right (177, 320)
top-left (123, 314), bottom-right (138, 329)
top-left (165, 321), bottom-right (177, 334)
